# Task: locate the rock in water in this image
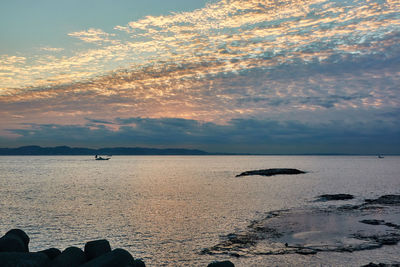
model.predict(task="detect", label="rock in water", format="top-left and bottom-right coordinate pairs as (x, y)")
top-left (361, 263), bottom-right (400, 267)
top-left (236, 168), bottom-right (305, 177)
top-left (317, 194), bottom-right (354, 201)
top-left (365, 195), bottom-right (400, 205)
top-left (359, 219), bottom-right (385, 225)
top-left (84, 239), bottom-right (111, 261)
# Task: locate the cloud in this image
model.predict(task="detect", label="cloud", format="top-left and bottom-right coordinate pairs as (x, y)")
top-left (85, 118), bottom-right (115, 125)
top-left (3, 116), bottom-right (399, 154)
top-left (1, 0), bottom-right (399, 91)
top-left (2, 48), bottom-right (398, 120)
top-left (39, 47), bottom-right (64, 52)
top-left (0, 0), bottom-right (399, 152)
top-left (68, 28), bottom-right (117, 44)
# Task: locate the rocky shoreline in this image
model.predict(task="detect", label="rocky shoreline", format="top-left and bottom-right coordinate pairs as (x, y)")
top-left (202, 194), bottom-right (400, 266)
top-left (2, 194), bottom-right (399, 266)
top-left (0, 230), bottom-right (234, 266)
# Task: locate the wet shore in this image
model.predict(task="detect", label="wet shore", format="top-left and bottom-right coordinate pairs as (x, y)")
top-left (202, 194), bottom-right (400, 266)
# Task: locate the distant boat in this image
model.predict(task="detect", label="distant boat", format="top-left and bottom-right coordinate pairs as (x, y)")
top-left (95, 155), bottom-right (111, 160)
top-left (378, 155), bottom-right (384, 158)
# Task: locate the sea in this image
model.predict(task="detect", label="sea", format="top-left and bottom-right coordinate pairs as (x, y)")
top-left (0, 155), bottom-right (399, 266)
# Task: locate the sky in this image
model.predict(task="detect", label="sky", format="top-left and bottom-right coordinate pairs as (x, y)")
top-left (0, 0), bottom-right (399, 154)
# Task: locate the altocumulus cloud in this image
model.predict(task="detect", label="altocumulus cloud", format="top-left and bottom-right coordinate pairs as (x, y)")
top-left (0, 0), bottom-right (399, 152)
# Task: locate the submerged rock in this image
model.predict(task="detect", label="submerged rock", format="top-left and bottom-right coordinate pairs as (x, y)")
top-left (236, 168), bottom-right (305, 177)
top-left (316, 194), bottom-right (354, 201)
top-left (360, 219), bottom-right (385, 225)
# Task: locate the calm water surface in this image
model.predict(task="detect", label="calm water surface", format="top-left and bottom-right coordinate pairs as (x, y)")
top-left (0, 156), bottom-right (399, 266)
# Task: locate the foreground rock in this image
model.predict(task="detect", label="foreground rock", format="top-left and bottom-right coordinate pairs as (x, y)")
top-left (362, 263), bottom-right (400, 267)
top-left (84, 239), bottom-right (111, 261)
top-left (0, 229), bottom-right (30, 253)
top-left (202, 194), bottom-right (400, 259)
top-left (0, 252), bottom-right (50, 266)
top-left (50, 246), bottom-right (86, 267)
top-left (79, 248), bottom-right (135, 267)
top-left (236, 168), bottom-right (306, 177)
top-left (0, 229), bottom-right (233, 266)
top-left (208, 260), bottom-right (235, 267)
top-left (0, 229), bottom-right (144, 267)
top-left (38, 247), bottom-right (61, 260)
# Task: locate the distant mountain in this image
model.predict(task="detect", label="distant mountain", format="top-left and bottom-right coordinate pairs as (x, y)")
top-left (0, 146), bottom-right (210, 155)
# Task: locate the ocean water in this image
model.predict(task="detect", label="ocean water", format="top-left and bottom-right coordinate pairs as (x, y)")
top-left (0, 155), bottom-right (399, 266)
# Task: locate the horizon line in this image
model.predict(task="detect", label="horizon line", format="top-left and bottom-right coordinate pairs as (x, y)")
top-left (0, 145), bottom-right (397, 156)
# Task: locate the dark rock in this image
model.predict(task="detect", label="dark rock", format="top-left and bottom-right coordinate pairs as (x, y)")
top-left (317, 194), bottom-right (354, 201)
top-left (365, 195), bottom-right (400, 205)
top-left (84, 239), bottom-right (111, 261)
top-left (361, 263), bottom-right (400, 267)
top-left (226, 233), bottom-right (258, 245)
top-left (132, 259), bottom-right (146, 267)
top-left (363, 264), bottom-right (379, 267)
top-left (38, 248), bottom-right (62, 260)
top-left (207, 260), bottom-right (235, 267)
top-left (385, 222), bottom-right (400, 229)
top-left (0, 236), bottom-right (25, 253)
top-left (236, 168), bottom-right (305, 177)
top-left (337, 204), bottom-right (361, 211)
top-left (5, 229), bottom-right (29, 252)
top-left (360, 219), bottom-right (385, 225)
top-left (0, 252), bottom-right (50, 267)
top-left (0, 229), bottom-right (30, 253)
top-left (379, 237), bottom-right (399, 245)
top-left (295, 248), bottom-right (318, 255)
top-left (80, 248), bottom-right (135, 267)
top-left (51, 246), bottom-right (86, 267)
top-left (355, 232), bottom-right (400, 246)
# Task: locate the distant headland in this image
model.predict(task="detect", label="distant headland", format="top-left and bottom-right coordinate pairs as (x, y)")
top-left (0, 146), bottom-right (211, 155)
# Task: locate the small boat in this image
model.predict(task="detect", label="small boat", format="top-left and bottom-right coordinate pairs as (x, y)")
top-left (95, 155), bottom-right (111, 160)
top-left (378, 155), bottom-right (384, 159)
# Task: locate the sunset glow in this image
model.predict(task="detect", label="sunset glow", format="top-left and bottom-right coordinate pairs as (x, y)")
top-left (1, 0), bottom-right (399, 153)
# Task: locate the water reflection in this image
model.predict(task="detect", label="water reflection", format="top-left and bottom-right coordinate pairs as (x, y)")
top-left (0, 156), bottom-right (399, 265)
